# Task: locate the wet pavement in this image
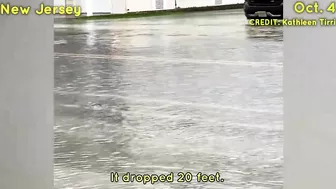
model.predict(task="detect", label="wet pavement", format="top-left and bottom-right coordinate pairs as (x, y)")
top-left (54, 9), bottom-right (283, 189)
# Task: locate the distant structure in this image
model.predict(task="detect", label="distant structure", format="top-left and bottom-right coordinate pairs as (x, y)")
top-left (54, 0), bottom-right (243, 16)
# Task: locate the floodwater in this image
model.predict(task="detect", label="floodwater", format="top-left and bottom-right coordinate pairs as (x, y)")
top-left (54, 9), bottom-right (283, 189)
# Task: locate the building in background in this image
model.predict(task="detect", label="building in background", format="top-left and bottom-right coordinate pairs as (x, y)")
top-left (54, 0), bottom-right (243, 16)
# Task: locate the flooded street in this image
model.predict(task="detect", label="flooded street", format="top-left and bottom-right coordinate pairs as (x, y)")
top-left (54, 9), bottom-right (283, 189)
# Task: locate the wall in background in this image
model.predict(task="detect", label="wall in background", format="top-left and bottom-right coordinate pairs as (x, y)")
top-left (54, 0), bottom-right (244, 15)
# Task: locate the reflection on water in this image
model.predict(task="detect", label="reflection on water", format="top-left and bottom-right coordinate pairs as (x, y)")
top-left (244, 25), bottom-right (283, 41)
top-left (54, 10), bottom-right (283, 189)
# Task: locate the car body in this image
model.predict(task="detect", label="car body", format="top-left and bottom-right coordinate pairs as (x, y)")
top-left (244, 0), bottom-right (283, 19)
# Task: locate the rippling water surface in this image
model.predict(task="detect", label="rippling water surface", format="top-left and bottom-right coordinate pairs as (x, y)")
top-left (54, 10), bottom-right (283, 189)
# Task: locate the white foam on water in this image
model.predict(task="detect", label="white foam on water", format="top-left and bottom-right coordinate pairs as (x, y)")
top-left (57, 103), bottom-right (282, 130)
top-left (56, 91), bottom-right (281, 114)
top-left (54, 40), bottom-right (67, 44)
top-left (55, 52), bottom-right (282, 68)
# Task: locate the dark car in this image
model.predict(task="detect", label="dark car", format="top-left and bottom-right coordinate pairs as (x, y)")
top-left (244, 0), bottom-right (283, 19)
